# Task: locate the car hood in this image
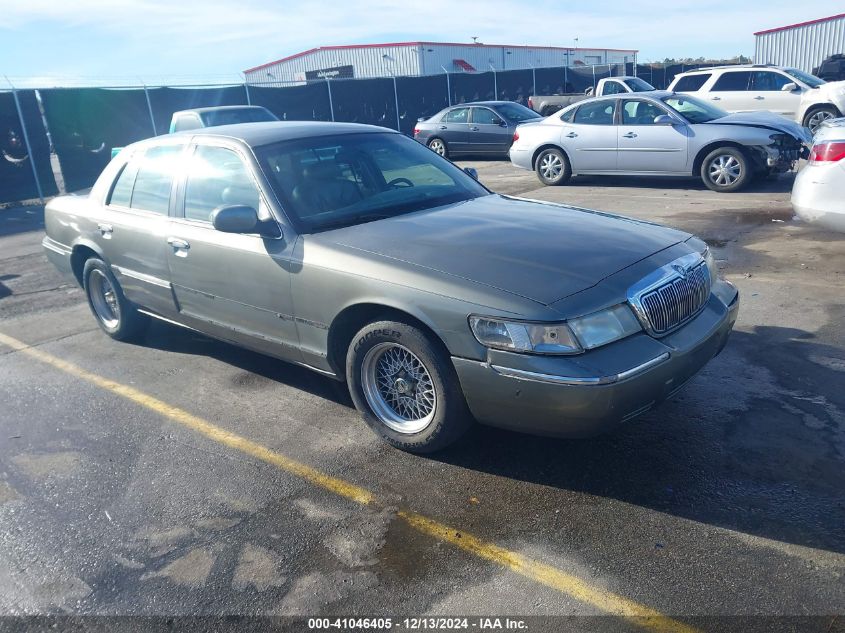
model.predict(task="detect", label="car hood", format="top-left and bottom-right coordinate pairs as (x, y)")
top-left (816, 80), bottom-right (845, 99)
top-left (706, 111), bottom-right (811, 142)
top-left (323, 195), bottom-right (690, 305)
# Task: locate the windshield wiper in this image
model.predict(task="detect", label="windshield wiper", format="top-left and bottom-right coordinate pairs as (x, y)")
top-left (313, 213), bottom-right (392, 232)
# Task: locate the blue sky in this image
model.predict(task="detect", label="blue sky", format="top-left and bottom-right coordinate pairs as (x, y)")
top-left (0, 0), bottom-right (841, 86)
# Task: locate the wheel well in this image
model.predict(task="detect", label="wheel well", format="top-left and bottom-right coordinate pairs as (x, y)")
top-left (531, 144), bottom-right (569, 170)
top-left (70, 246), bottom-right (99, 287)
top-left (803, 103), bottom-right (841, 122)
top-left (326, 304), bottom-right (449, 378)
top-left (692, 141), bottom-right (750, 177)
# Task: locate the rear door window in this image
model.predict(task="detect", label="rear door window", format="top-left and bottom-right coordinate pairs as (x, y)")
top-left (711, 71), bottom-right (752, 91)
top-left (444, 108), bottom-right (470, 123)
top-left (573, 100), bottom-right (615, 125)
top-left (129, 145), bottom-right (183, 214)
top-left (673, 74), bottom-right (711, 92)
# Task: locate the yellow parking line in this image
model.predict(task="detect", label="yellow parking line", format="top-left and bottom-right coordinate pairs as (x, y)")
top-left (0, 331), bottom-right (699, 633)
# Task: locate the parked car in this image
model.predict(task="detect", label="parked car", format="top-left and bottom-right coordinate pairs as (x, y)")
top-left (509, 91), bottom-right (810, 192)
top-left (667, 64), bottom-right (845, 133)
top-left (792, 118), bottom-right (845, 232)
top-left (413, 101), bottom-right (541, 158)
top-left (813, 54), bottom-right (845, 82)
top-left (111, 106), bottom-right (279, 158)
top-left (528, 76), bottom-right (656, 116)
top-left (42, 121), bottom-right (739, 452)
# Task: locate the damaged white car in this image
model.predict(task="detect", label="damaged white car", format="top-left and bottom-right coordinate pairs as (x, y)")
top-left (509, 91), bottom-right (811, 192)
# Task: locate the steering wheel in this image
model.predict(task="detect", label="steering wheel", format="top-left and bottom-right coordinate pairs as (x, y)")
top-left (386, 177), bottom-right (414, 188)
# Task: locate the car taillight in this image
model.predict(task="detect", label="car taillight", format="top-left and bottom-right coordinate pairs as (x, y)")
top-left (809, 141), bottom-right (845, 164)
top-left (413, 128), bottom-right (420, 136)
top-left (528, 97), bottom-right (533, 109)
top-left (513, 131), bottom-right (519, 142)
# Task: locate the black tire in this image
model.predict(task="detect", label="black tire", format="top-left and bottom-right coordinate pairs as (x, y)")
top-left (535, 147), bottom-right (571, 186)
top-left (346, 320), bottom-right (472, 453)
top-left (803, 105), bottom-right (838, 134)
top-left (82, 258), bottom-right (149, 341)
top-left (700, 147), bottom-right (751, 193)
top-left (427, 137), bottom-right (449, 158)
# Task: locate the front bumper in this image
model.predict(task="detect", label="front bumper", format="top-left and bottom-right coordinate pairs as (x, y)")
top-left (452, 281), bottom-right (739, 438)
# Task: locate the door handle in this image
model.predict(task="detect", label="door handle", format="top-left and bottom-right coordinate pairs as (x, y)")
top-left (470, 126), bottom-right (479, 131)
top-left (439, 125), bottom-right (447, 130)
top-left (754, 96), bottom-right (765, 100)
top-left (622, 132), bottom-right (638, 138)
top-left (565, 132), bottom-right (578, 138)
top-left (97, 223), bottom-right (113, 237)
top-left (710, 96), bottom-right (721, 101)
top-left (166, 237), bottom-right (190, 250)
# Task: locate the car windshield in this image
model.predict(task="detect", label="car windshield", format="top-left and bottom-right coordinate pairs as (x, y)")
top-left (255, 132), bottom-right (490, 232)
top-left (783, 67), bottom-right (826, 88)
top-left (661, 95), bottom-right (728, 123)
top-left (624, 77), bottom-right (655, 91)
top-left (201, 108), bottom-right (277, 126)
top-left (495, 102), bottom-right (542, 122)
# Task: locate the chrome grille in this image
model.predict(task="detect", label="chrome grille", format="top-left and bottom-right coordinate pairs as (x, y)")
top-left (639, 262), bottom-right (710, 335)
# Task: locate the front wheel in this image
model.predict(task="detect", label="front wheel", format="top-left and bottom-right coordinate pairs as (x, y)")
top-left (535, 148), bottom-right (571, 186)
top-left (700, 147), bottom-right (750, 192)
top-left (82, 258), bottom-right (148, 341)
top-left (346, 321), bottom-right (472, 453)
top-left (803, 106), bottom-right (838, 133)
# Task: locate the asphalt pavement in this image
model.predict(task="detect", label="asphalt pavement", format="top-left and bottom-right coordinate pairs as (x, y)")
top-left (0, 164), bottom-right (843, 632)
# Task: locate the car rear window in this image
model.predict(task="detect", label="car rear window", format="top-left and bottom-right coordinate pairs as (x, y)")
top-left (673, 74), bottom-right (711, 92)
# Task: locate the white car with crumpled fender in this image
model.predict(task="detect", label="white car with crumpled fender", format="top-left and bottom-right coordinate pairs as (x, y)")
top-left (509, 91), bottom-right (811, 192)
top-left (792, 118), bottom-right (845, 232)
top-left (668, 65), bottom-right (845, 133)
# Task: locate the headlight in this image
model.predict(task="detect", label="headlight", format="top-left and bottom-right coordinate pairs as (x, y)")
top-left (469, 317), bottom-right (582, 354)
top-left (702, 246), bottom-right (718, 286)
top-left (469, 304), bottom-right (642, 356)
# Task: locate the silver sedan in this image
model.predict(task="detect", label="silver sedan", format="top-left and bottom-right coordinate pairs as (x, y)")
top-left (509, 91), bottom-right (811, 192)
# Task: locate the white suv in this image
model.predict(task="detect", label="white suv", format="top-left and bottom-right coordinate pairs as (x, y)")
top-left (668, 65), bottom-right (845, 133)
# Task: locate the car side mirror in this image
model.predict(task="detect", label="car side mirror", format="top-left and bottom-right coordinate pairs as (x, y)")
top-left (653, 115), bottom-right (676, 125)
top-left (781, 82), bottom-right (799, 92)
top-left (495, 119), bottom-right (507, 127)
top-left (463, 167), bottom-right (479, 180)
top-left (211, 205), bottom-right (260, 234)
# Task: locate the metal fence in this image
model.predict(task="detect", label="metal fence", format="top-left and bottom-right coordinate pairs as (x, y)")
top-left (0, 61), bottom-right (728, 206)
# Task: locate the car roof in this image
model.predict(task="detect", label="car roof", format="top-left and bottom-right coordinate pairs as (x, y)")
top-left (172, 105), bottom-right (272, 116)
top-left (167, 121), bottom-right (398, 146)
top-left (677, 64), bottom-right (783, 75)
top-left (447, 101), bottom-right (529, 107)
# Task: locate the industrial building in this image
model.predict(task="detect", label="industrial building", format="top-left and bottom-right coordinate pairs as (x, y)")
top-left (244, 41), bottom-right (638, 85)
top-left (754, 13), bottom-right (845, 73)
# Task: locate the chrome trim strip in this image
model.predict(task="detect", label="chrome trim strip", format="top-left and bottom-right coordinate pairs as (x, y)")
top-left (42, 237), bottom-right (72, 256)
top-left (490, 352), bottom-right (670, 387)
top-left (111, 265), bottom-right (171, 289)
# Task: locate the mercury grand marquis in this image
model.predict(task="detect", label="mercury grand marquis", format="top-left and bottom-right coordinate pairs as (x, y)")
top-left (43, 122), bottom-right (739, 452)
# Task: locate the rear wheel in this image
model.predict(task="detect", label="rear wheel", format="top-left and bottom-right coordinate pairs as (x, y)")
top-left (803, 106), bottom-right (838, 133)
top-left (427, 137), bottom-right (448, 158)
top-left (700, 147), bottom-right (750, 192)
top-left (535, 148), bottom-right (571, 186)
top-left (346, 321), bottom-right (472, 453)
top-left (82, 258), bottom-right (148, 341)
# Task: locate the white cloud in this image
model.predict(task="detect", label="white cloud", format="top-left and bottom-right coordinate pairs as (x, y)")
top-left (0, 0), bottom-right (839, 76)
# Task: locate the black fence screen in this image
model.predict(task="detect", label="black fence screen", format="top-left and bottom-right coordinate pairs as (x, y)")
top-left (39, 88), bottom-right (154, 193)
top-left (396, 75), bottom-right (448, 135)
top-left (0, 92), bottom-right (42, 203)
top-left (495, 69), bottom-right (533, 105)
top-left (248, 83), bottom-right (332, 122)
top-left (451, 71), bottom-right (496, 105)
top-left (330, 78), bottom-right (397, 128)
top-left (147, 86), bottom-right (248, 134)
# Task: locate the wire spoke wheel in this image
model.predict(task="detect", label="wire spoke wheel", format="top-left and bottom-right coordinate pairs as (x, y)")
top-left (88, 268), bottom-right (120, 329)
top-left (361, 342), bottom-right (437, 434)
top-left (540, 153), bottom-right (563, 179)
top-left (708, 154), bottom-right (741, 187)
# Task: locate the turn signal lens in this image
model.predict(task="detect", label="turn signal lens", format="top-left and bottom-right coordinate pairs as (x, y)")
top-left (809, 141), bottom-right (845, 164)
top-left (413, 128), bottom-right (420, 136)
